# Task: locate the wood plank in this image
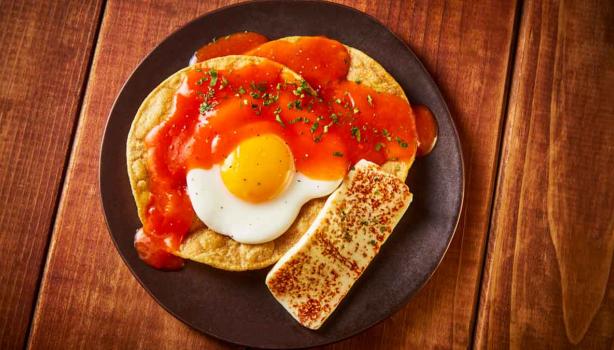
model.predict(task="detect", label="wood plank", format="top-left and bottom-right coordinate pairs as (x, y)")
top-left (475, 0), bottom-right (614, 348)
top-left (26, 1), bottom-right (245, 349)
top-left (28, 0), bottom-right (517, 348)
top-left (0, 1), bottom-right (102, 348)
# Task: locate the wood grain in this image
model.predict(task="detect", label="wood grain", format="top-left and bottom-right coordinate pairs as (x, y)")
top-left (0, 1), bottom-right (102, 348)
top-left (475, 0), bottom-right (614, 348)
top-left (26, 1), bottom-right (244, 349)
top-left (27, 0), bottom-right (517, 349)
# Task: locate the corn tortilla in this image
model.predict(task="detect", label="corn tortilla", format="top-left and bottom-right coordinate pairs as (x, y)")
top-left (127, 38), bottom-right (414, 271)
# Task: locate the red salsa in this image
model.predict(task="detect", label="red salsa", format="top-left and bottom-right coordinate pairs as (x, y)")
top-left (137, 35), bottom-right (425, 269)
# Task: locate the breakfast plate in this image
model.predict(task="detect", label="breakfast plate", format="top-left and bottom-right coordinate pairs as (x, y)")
top-left (100, 1), bottom-right (464, 348)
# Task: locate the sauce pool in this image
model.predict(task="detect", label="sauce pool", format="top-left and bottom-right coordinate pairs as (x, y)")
top-left (191, 32), bottom-right (268, 64)
top-left (413, 105), bottom-right (438, 157)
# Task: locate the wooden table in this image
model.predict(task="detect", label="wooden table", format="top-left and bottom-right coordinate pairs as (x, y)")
top-left (0, 0), bottom-right (612, 348)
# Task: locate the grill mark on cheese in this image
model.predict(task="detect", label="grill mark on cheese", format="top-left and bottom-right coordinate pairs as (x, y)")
top-left (266, 160), bottom-right (412, 329)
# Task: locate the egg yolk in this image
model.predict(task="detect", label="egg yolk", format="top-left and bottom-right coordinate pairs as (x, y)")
top-left (221, 134), bottom-right (294, 203)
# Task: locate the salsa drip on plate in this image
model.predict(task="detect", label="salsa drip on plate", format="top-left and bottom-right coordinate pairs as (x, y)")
top-left (136, 33), bottom-right (437, 269)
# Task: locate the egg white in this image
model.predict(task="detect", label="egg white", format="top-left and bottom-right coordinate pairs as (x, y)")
top-left (186, 166), bottom-right (342, 244)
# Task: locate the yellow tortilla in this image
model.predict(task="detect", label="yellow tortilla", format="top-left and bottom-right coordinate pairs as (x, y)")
top-left (127, 38), bottom-right (413, 271)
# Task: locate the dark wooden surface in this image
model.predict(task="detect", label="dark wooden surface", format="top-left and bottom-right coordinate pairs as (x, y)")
top-left (475, 0), bottom-right (614, 348)
top-left (0, 1), bottom-right (102, 348)
top-left (0, 0), bottom-right (611, 348)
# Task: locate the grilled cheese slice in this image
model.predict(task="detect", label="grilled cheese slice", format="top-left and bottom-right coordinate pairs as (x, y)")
top-left (265, 160), bottom-right (412, 329)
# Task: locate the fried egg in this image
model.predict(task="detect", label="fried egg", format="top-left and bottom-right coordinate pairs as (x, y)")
top-left (186, 134), bottom-right (342, 244)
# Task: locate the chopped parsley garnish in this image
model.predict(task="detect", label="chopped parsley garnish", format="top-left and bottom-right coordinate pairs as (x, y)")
top-left (196, 77), bottom-right (207, 85)
top-left (332, 151), bottom-right (344, 157)
top-left (199, 101), bottom-right (215, 114)
top-left (289, 116), bottom-right (304, 124)
top-left (382, 128), bottom-right (392, 141)
top-left (310, 121), bottom-right (319, 134)
top-left (287, 102), bottom-right (294, 109)
top-left (351, 126), bottom-right (362, 142)
top-left (396, 136), bottom-right (409, 148)
top-left (237, 86), bottom-right (246, 95)
top-left (208, 69), bottom-right (218, 87)
top-left (250, 91), bottom-right (260, 99)
top-left (375, 142), bottom-right (384, 152)
top-left (275, 114), bottom-right (285, 127)
top-left (330, 113), bottom-right (339, 123)
top-left (276, 82), bottom-right (282, 90)
top-left (293, 100), bottom-right (302, 110)
top-left (293, 79), bottom-right (315, 97)
top-left (221, 77), bottom-right (228, 88)
top-left (263, 93), bottom-right (279, 106)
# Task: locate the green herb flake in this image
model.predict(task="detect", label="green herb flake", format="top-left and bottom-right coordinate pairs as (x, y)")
top-left (310, 121), bottom-right (319, 134)
top-left (294, 100), bottom-right (302, 110)
top-left (375, 142), bottom-right (384, 152)
top-left (351, 127), bottom-right (362, 142)
top-left (263, 94), bottom-right (279, 106)
top-left (199, 101), bottom-right (216, 114)
top-left (237, 86), bottom-right (246, 95)
top-left (208, 69), bottom-right (218, 87)
top-left (330, 113), bottom-right (339, 123)
top-left (335, 98), bottom-right (342, 104)
top-left (289, 116), bottom-right (304, 124)
top-left (382, 128), bottom-right (392, 141)
top-left (332, 151), bottom-right (344, 157)
top-left (368, 240), bottom-right (377, 246)
top-left (396, 136), bottom-right (409, 148)
top-left (275, 114), bottom-right (285, 127)
top-left (250, 91), bottom-right (261, 99)
top-left (221, 77), bottom-right (228, 88)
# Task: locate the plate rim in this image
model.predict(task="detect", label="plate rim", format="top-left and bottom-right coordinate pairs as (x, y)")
top-left (99, 0), bottom-right (465, 348)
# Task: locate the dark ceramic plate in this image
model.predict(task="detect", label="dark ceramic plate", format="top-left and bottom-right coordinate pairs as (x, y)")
top-left (100, 1), bottom-right (463, 348)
